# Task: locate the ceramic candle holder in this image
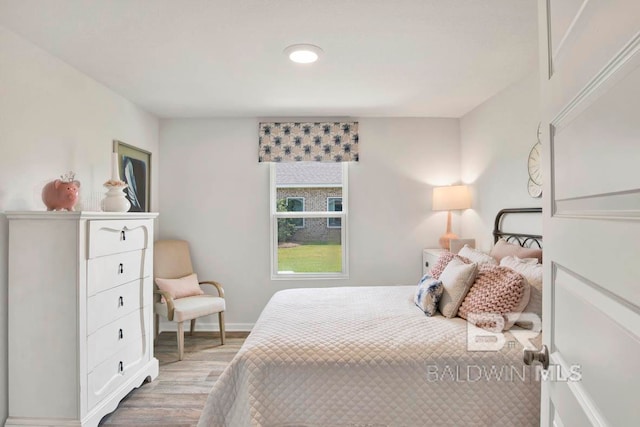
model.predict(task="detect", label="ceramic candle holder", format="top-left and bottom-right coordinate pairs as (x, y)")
top-left (101, 181), bottom-right (130, 212)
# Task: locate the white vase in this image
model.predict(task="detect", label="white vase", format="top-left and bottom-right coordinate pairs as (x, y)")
top-left (101, 185), bottom-right (131, 212)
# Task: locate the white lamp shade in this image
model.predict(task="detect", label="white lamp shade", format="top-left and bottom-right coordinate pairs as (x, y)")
top-left (432, 185), bottom-right (471, 211)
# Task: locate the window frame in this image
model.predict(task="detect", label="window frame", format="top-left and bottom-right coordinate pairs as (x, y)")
top-left (285, 196), bottom-right (305, 228)
top-left (270, 162), bottom-right (349, 280)
top-left (326, 197), bottom-right (343, 228)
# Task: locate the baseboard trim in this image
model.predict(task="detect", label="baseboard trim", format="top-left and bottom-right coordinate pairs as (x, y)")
top-left (158, 321), bottom-right (254, 332)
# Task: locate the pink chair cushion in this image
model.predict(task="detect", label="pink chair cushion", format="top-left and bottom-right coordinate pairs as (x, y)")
top-left (155, 295), bottom-right (225, 322)
top-left (155, 273), bottom-right (204, 301)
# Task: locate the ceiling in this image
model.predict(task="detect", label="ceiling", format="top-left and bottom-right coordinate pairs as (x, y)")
top-left (0, 0), bottom-right (538, 118)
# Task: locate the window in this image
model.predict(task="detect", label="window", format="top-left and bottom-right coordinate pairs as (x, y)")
top-left (271, 162), bottom-right (348, 279)
top-left (327, 197), bottom-right (342, 228)
top-left (285, 197), bottom-right (305, 228)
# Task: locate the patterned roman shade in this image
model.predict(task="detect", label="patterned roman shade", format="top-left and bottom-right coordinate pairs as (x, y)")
top-left (259, 122), bottom-right (359, 162)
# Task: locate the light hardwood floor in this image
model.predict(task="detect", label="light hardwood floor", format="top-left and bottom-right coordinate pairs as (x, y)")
top-left (99, 331), bottom-right (248, 427)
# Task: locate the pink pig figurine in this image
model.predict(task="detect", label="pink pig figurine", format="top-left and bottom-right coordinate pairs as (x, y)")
top-left (42, 177), bottom-right (80, 211)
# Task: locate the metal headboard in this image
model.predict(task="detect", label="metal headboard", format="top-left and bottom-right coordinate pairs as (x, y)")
top-left (493, 208), bottom-right (542, 248)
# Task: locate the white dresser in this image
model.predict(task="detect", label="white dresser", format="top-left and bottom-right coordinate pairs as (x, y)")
top-left (422, 248), bottom-right (445, 275)
top-left (6, 212), bottom-right (159, 427)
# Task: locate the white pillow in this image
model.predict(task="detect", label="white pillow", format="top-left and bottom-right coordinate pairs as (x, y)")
top-left (458, 245), bottom-right (498, 266)
top-left (438, 258), bottom-right (478, 318)
top-left (500, 256), bottom-right (543, 326)
top-left (490, 239), bottom-right (542, 263)
top-left (513, 257), bottom-right (539, 265)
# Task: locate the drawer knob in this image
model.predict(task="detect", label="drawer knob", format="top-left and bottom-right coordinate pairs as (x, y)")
top-left (118, 361), bottom-right (124, 374)
top-left (121, 230), bottom-right (126, 241)
top-left (118, 296), bottom-right (124, 307)
top-left (425, 261), bottom-right (429, 267)
top-left (118, 263), bottom-right (124, 274)
top-left (119, 328), bottom-right (124, 340)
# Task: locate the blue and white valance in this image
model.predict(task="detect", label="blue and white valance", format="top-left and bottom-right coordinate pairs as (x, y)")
top-left (259, 121), bottom-right (359, 162)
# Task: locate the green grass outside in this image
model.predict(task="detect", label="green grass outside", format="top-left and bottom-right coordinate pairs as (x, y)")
top-left (278, 244), bottom-right (342, 273)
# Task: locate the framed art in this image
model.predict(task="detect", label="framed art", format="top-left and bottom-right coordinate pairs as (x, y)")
top-left (113, 140), bottom-right (151, 212)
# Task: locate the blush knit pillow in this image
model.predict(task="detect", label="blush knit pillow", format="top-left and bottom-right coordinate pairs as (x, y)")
top-left (457, 264), bottom-right (530, 331)
top-left (429, 251), bottom-right (471, 280)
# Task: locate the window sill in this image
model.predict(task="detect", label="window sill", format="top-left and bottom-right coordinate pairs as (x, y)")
top-left (271, 273), bottom-right (349, 281)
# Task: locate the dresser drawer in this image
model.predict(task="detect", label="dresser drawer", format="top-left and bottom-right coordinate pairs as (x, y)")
top-left (88, 219), bottom-right (151, 259)
top-left (87, 278), bottom-right (151, 334)
top-left (87, 250), bottom-right (150, 296)
top-left (87, 307), bottom-right (148, 372)
top-left (423, 248), bottom-right (445, 275)
top-left (87, 338), bottom-right (149, 410)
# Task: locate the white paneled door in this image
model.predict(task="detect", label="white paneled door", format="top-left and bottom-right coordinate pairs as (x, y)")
top-left (538, 1), bottom-right (640, 426)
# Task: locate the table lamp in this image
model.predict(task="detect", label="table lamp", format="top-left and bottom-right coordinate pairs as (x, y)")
top-left (432, 185), bottom-right (471, 250)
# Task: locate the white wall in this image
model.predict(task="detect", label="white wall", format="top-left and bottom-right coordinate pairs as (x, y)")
top-left (159, 117), bottom-right (461, 330)
top-left (460, 72), bottom-right (542, 251)
top-left (0, 26), bottom-right (159, 424)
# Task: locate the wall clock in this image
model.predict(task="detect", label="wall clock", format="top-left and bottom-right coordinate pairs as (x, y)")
top-left (527, 123), bottom-right (542, 198)
top-left (528, 177), bottom-right (542, 198)
top-left (528, 141), bottom-right (542, 185)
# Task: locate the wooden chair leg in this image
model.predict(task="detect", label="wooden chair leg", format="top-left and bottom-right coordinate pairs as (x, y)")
top-left (177, 321), bottom-right (185, 361)
top-left (154, 314), bottom-right (159, 342)
top-left (218, 311), bottom-right (226, 345)
top-left (190, 319), bottom-right (196, 336)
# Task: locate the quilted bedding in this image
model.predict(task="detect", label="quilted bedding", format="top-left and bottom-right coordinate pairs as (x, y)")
top-left (198, 286), bottom-right (540, 427)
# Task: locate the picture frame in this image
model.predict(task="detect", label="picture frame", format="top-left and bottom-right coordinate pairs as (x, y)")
top-left (113, 140), bottom-right (151, 212)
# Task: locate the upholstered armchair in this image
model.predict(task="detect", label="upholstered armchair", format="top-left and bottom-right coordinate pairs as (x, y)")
top-left (153, 239), bottom-right (226, 360)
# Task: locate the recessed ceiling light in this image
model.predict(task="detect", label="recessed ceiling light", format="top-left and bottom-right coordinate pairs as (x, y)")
top-left (284, 44), bottom-right (323, 64)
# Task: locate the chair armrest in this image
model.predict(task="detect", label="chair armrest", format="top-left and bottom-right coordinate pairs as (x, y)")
top-left (199, 280), bottom-right (225, 298)
top-left (153, 289), bottom-right (176, 321)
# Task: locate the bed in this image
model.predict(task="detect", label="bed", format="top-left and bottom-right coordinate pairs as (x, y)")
top-left (198, 209), bottom-right (542, 427)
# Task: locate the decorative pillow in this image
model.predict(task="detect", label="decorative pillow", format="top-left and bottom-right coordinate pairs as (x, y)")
top-left (490, 239), bottom-right (542, 263)
top-left (458, 264), bottom-right (530, 331)
top-left (458, 245), bottom-right (498, 266)
top-left (429, 251), bottom-right (471, 280)
top-left (500, 256), bottom-right (543, 327)
top-left (414, 274), bottom-right (444, 316)
top-left (438, 258), bottom-right (479, 318)
top-left (513, 257), bottom-right (540, 265)
top-left (155, 273), bottom-right (204, 302)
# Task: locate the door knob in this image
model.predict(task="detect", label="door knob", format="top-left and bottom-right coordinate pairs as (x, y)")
top-left (523, 344), bottom-right (549, 369)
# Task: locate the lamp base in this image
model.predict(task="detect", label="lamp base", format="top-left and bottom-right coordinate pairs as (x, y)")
top-left (439, 232), bottom-right (459, 250)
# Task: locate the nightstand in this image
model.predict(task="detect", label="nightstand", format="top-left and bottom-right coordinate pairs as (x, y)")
top-left (423, 248), bottom-right (445, 275)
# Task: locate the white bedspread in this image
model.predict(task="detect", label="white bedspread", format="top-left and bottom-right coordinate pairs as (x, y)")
top-left (198, 286), bottom-right (540, 427)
